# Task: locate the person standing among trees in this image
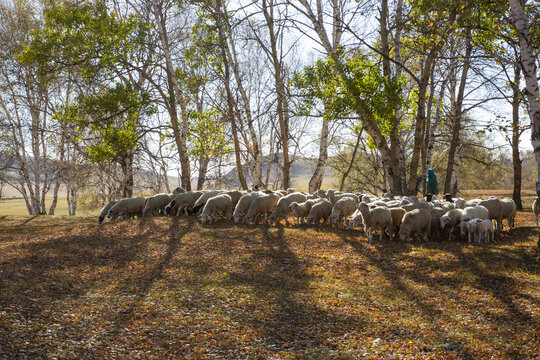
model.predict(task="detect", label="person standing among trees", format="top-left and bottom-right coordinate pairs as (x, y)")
top-left (426, 169), bottom-right (438, 202)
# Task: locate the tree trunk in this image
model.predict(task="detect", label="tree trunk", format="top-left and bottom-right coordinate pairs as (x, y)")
top-left (444, 32), bottom-right (472, 195)
top-left (120, 152), bottom-right (134, 198)
top-left (212, 0), bottom-right (248, 190)
top-left (308, 117), bottom-right (329, 193)
top-left (49, 123), bottom-right (66, 215)
top-left (262, 0), bottom-right (290, 189)
top-left (197, 157), bottom-right (209, 190)
top-left (507, 0), bottom-right (540, 197)
top-left (151, 0), bottom-right (191, 190)
top-left (339, 129), bottom-right (362, 191)
top-left (511, 63), bottom-right (523, 210)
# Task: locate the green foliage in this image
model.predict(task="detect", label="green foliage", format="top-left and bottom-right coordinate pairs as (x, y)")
top-left (54, 83), bottom-right (155, 163)
top-left (291, 50), bottom-right (409, 136)
top-left (188, 108), bottom-right (232, 160)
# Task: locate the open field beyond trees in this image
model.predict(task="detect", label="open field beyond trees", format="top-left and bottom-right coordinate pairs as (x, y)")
top-left (0, 193), bottom-right (539, 359)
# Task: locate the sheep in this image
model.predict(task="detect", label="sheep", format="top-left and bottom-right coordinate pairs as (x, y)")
top-left (500, 198), bottom-right (517, 230)
top-left (142, 193), bottom-right (173, 217)
top-left (389, 207), bottom-right (406, 240)
top-left (277, 190), bottom-right (289, 196)
top-left (477, 199), bottom-right (503, 233)
top-left (98, 200), bottom-right (117, 224)
top-left (533, 197), bottom-right (540, 226)
top-left (357, 202), bottom-right (393, 243)
top-left (465, 199), bottom-right (482, 207)
top-left (107, 197), bottom-right (146, 220)
top-left (306, 198), bottom-right (333, 226)
top-left (460, 205), bottom-right (489, 223)
top-left (454, 198), bottom-right (466, 209)
top-left (439, 209), bottom-right (463, 241)
top-left (164, 191), bottom-right (204, 216)
top-left (429, 207), bottom-right (446, 240)
top-left (348, 209), bottom-right (364, 229)
top-left (475, 218), bottom-right (494, 243)
top-left (330, 192), bottom-right (359, 205)
top-left (398, 209), bottom-right (431, 242)
top-left (286, 188), bottom-right (296, 194)
top-left (328, 197), bottom-right (358, 228)
top-left (402, 201), bottom-right (432, 212)
top-left (290, 199), bottom-right (324, 225)
top-left (233, 192), bottom-right (263, 224)
top-left (432, 201), bottom-right (454, 213)
top-left (244, 192), bottom-right (281, 224)
top-left (172, 186), bottom-right (186, 194)
top-left (192, 190), bottom-right (227, 215)
top-left (269, 192), bottom-right (308, 225)
top-left (200, 194), bottom-right (233, 224)
top-left (316, 189), bottom-right (328, 198)
top-left (225, 190), bottom-right (244, 209)
top-left (459, 219), bottom-right (479, 243)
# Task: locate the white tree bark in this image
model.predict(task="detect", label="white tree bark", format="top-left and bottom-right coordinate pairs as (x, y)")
top-left (508, 0), bottom-right (540, 195)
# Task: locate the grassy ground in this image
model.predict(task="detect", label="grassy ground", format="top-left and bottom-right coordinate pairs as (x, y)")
top-left (0, 208), bottom-right (538, 359)
top-left (0, 197), bottom-right (97, 217)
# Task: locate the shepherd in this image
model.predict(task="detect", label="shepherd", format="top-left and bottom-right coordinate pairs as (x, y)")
top-left (426, 169), bottom-right (438, 202)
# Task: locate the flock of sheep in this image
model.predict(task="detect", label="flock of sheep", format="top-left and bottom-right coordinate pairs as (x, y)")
top-left (98, 185), bottom-right (525, 244)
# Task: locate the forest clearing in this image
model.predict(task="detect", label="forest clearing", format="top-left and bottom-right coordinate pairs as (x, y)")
top-left (0, 189), bottom-right (539, 359)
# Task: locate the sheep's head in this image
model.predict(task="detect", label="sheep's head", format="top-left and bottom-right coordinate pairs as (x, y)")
top-left (233, 214), bottom-right (242, 224)
top-left (107, 208), bottom-right (115, 219)
top-left (98, 214), bottom-right (105, 224)
top-left (164, 202), bottom-right (174, 216)
top-left (439, 215), bottom-right (449, 229)
top-left (458, 221), bottom-right (468, 236)
top-left (268, 213), bottom-right (277, 225)
top-left (200, 213), bottom-right (210, 224)
top-left (173, 186), bottom-right (185, 194)
top-left (289, 202), bottom-right (299, 211)
top-left (358, 202), bottom-right (370, 216)
top-left (398, 228), bottom-right (410, 242)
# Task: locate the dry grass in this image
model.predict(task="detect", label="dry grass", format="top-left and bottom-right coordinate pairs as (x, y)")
top-left (0, 207), bottom-right (538, 359)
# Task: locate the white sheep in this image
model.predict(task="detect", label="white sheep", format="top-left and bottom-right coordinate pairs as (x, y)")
top-left (429, 207), bottom-right (446, 240)
top-left (164, 191), bottom-right (204, 216)
top-left (500, 198), bottom-right (517, 230)
top-left (389, 207), bottom-right (406, 240)
top-left (475, 218), bottom-right (494, 243)
top-left (200, 194), bottom-right (233, 224)
top-left (286, 188), bottom-right (296, 194)
top-left (328, 197), bottom-right (358, 228)
top-left (460, 205), bottom-right (489, 223)
top-left (348, 209), bottom-right (363, 229)
top-left (172, 186), bottom-right (186, 194)
top-left (459, 219), bottom-right (479, 243)
top-left (306, 198), bottom-right (333, 225)
top-left (244, 192), bottom-right (281, 224)
top-left (477, 199), bottom-right (503, 233)
top-left (330, 192), bottom-right (359, 205)
top-left (454, 198), bottom-right (466, 209)
top-left (402, 201), bottom-right (432, 212)
top-left (192, 190), bottom-right (227, 215)
top-left (290, 199), bottom-right (323, 225)
top-left (233, 192), bottom-right (263, 224)
top-left (98, 200), bottom-right (117, 224)
top-left (269, 192), bottom-right (308, 225)
top-left (533, 197), bottom-right (540, 226)
top-left (316, 189), bottom-right (328, 198)
top-left (225, 190), bottom-right (245, 209)
top-left (440, 209), bottom-right (463, 241)
top-left (107, 197), bottom-right (146, 220)
top-left (142, 193), bottom-right (173, 217)
top-left (398, 209), bottom-right (431, 242)
top-left (358, 202), bottom-right (393, 243)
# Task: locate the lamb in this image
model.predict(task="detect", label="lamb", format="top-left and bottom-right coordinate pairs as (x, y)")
top-left (233, 192), bottom-right (263, 224)
top-left (142, 193), bottom-right (173, 217)
top-left (389, 207), bottom-right (406, 240)
top-left (192, 190), bottom-right (227, 215)
top-left (164, 191), bottom-right (204, 216)
top-left (328, 197), bottom-right (358, 228)
top-left (398, 209), bottom-right (431, 242)
top-left (475, 218), bottom-right (494, 243)
top-left (454, 198), bottom-right (466, 209)
top-left (348, 209), bottom-right (364, 229)
top-left (200, 194), bottom-right (233, 224)
top-left (172, 186), bottom-right (186, 194)
top-left (98, 200), bottom-right (117, 224)
top-left (107, 197), bottom-right (146, 220)
top-left (306, 198), bottom-right (333, 226)
top-left (439, 209), bottom-right (463, 241)
top-left (533, 197), bottom-right (540, 226)
top-left (401, 201), bottom-right (432, 212)
top-left (358, 202), bottom-right (393, 243)
top-left (477, 198), bottom-right (503, 233)
top-left (330, 192), bottom-right (359, 205)
top-left (269, 192), bottom-right (308, 225)
top-left (459, 219), bottom-right (479, 243)
top-left (500, 198), bottom-right (517, 230)
top-left (244, 192), bottom-right (281, 224)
